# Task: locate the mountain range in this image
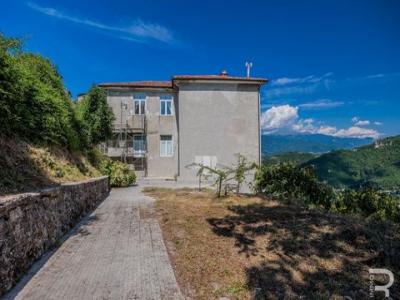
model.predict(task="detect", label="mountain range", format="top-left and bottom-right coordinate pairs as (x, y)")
top-left (262, 134), bottom-right (373, 156)
top-left (304, 135), bottom-right (400, 189)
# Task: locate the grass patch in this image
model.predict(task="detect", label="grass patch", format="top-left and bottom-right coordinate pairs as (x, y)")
top-left (144, 187), bottom-right (400, 299)
top-left (0, 137), bottom-right (101, 195)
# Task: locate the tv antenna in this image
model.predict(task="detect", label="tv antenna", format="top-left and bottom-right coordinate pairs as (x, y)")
top-left (245, 61), bottom-right (253, 78)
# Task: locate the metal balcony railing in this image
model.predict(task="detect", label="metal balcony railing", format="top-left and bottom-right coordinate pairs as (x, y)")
top-left (113, 115), bottom-right (146, 133)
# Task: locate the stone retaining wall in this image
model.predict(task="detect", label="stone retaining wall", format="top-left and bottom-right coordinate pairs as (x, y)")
top-left (0, 176), bottom-right (109, 295)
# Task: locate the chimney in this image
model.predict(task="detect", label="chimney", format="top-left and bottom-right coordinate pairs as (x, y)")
top-left (220, 70), bottom-right (228, 77)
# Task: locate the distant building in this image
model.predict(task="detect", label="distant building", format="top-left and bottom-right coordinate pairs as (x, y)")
top-left (99, 71), bottom-right (267, 181)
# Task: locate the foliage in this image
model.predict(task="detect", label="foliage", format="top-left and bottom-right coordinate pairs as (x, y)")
top-left (75, 86), bottom-right (114, 147)
top-left (303, 135), bottom-right (400, 189)
top-left (262, 152), bottom-right (317, 167)
top-left (187, 163), bottom-right (211, 191)
top-left (189, 163), bottom-right (229, 197)
top-left (0, 33), bottom-right (81, 150)
top-left (99, 158), bottom-right (136, 187)
top-left (256, 162), bottom-right (400, 223)
top-left (190, 154), bottom-right (257, 197)
top-left (332, 188), bottom-right (400, 223)
top-left (228, 154), bottom-right (257, 194)
top-left (0, 33), bottom-right (115, 152)
top-left (254, 162), bottom-right (335, 208)
top-left (0, 137), bottom-right (101, 195)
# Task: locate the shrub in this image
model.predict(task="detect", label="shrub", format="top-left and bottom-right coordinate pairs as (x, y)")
top-left (332, 188), bottom-right (400, 223)
top-left (0, 33), bottom-right (114, 151)
top-left (254, 162), bottom-right (335, 209)
top-left (75, 86), bottom-right (114, 148)
top-left (99, 158), bottom-right (136, 187)
top-left (228, 154), bottom-right (257, 195)
top-left (0, 33), bottom-right (81, 150)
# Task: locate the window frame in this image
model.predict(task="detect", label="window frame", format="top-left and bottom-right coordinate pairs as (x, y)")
top-left (133, 93), bottom-right (146, 115)
top-left (160, 135), bottom-right (173, 157)
top-left (160, 94), bottom-right (173, 116)
top-left (132, 135), bottom-right (146, 153)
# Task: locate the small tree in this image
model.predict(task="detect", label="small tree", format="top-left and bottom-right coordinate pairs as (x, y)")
top-left (190, 163), bottom-right (229, 197)
top-left (228, 154), bottom-right (257, 195)
top-left (76, 85), bottom-right (115, 147)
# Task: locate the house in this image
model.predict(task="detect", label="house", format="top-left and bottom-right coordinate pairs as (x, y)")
top-left (99, 71), bottom-right (267, 182)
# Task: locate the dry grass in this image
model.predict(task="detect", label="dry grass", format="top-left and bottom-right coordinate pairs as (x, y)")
top-left (144, 187), bottom-right (400, 300)
top-left (0, 137), bottom-right (101, 195)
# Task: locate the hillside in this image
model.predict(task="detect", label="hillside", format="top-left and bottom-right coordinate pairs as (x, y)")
top-left (262, 152), bottom-right (318, 166)
top-left (262, 134), bottom-right (372, 156)
top-left (304, 135), bottom-right (400, 189)
top-left (0, 137), bottom-right (102, 195)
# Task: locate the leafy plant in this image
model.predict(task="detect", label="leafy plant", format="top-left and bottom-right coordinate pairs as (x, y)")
top-left (255, 162), bottom-right (335, 208)
top-left (190, 163), bottom-right (229, 197)
top-left (75, 85), bottom-right (115, 147)
top-left (332, 187), bottom-right (400, 223)
top-left (99, 158), bottom-right (136, 187)
top-left (228, 154), bottom-right (257, 194)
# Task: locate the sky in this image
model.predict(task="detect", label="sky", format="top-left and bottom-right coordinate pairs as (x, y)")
top-left (1, 0), bottom-right (400, 138)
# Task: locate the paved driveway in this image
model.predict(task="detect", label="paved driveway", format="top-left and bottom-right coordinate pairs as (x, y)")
top-left (3, 185), bottom-right (183, 300)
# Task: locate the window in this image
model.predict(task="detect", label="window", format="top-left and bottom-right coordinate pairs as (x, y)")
top-left (134, 93), bottom-right (146, 115)
top-left (133, 135), bottom-right (146, 152)
top-left (160, 135), bottom-right (173, 157)
top-left (160, 95), bottom-right (173, 116)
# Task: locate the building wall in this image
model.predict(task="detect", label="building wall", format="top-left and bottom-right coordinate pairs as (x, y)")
top-left (145, 92), bottom-right (179, 178)
top-left (177, 82), bottom-right (260, 183)
top-left (106, 90), bottom-right (179, 178)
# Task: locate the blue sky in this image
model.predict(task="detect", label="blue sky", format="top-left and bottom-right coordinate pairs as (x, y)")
top-left (1, 0), bottom-right (400, 138)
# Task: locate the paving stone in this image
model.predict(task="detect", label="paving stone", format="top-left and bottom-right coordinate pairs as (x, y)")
top-left (3, 186), bottom-right (183, 300)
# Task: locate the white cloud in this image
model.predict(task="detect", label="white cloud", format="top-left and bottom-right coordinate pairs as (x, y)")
top-left (360, 73), bottom-right (400, 80)
top-left (27, 2), bottom-right (176, 44)
top-left (265, 73), bottom-right (334, 99)
top-left (270, 72), bottom-right (333, 86)
top-left (351, 117), bottom-right (382, 126)
top-left (261, 105), bottom-right (380, 139)
top-left (317, 125), bottom-right (338, 135)
top-left (299, 99), bottom-right (344, 109)
top-left (354, 120), bottom-right (370, 126)
top-left (260, 105), bottom-right (298, 133)
top-left (291, 118), bottom-right (315, 133)
top-left (334, 126), bottom-right (379, 139)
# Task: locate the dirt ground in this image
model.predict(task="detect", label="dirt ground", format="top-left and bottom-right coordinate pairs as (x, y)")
top-left (144, 187), bottom-right (400, 300)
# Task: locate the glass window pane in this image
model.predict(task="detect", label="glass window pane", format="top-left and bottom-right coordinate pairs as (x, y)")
top-left (135, 101), bottom-right (140, 114)
top-left (140, 100), bottom-right (145, 115)
top-left (160, 135), bottom-right (172, 156)
top-left (166, 101), bottom-right (171, 115)
top-left (161, 101), bottom-right (165, 115)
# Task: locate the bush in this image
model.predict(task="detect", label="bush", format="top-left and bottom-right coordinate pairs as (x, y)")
top-left (256, 162), bottom-right (400, 223)
top-left (254, 162), bottom-right (335, 209)
top-left (332, 188), bottom-right (400, 223)
top-left (0, 33), bottom-right (114, 151)
top-left (0, 33), bottom-right (81, 150)
top-left (75, 86), bottom-right (114, 148)
top-left (99, 158), bottom-right (136, 187)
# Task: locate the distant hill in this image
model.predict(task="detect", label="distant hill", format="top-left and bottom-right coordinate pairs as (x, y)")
top-left (263, 152), bottom-right (318, 166)
top-left (262, 134), bottom-right (372, 156)
top-left (303, 135), bottom-right (400, 189)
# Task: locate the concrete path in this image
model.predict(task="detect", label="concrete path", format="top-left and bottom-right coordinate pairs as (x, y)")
top-left (3, 185), bottom-right (183, 300)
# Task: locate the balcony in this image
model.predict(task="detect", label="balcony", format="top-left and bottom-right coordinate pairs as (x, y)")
top-left (105, 147), bottom-right (146, 157)
top-left (113, 114), bottom-right (145, 133)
